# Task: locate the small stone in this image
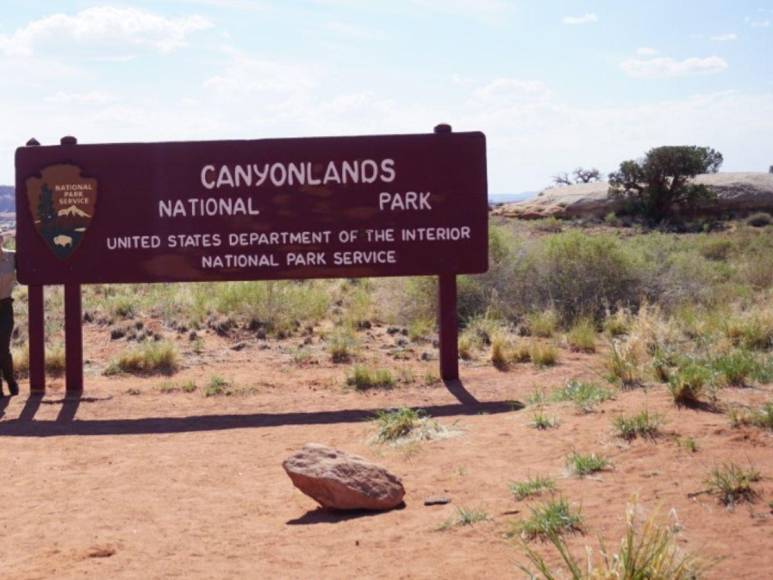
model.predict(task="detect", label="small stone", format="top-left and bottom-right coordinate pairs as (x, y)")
top-left (231, 341), bottom-right (247, 351)
top-left (423, 496), bottom-right (451, 506)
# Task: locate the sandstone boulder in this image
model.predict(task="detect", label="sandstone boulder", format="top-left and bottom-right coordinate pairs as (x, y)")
top-left (283, 443), bottom-right (405, 510)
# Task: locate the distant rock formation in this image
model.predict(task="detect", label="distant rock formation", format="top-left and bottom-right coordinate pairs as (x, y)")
top-left (0, 186), bottom-right (13, 213)
top-left (493, 172), bottom-right (773, 219)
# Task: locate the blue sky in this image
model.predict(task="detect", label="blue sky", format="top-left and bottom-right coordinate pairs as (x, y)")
top-left (1, 0), bottom-right (772, 192)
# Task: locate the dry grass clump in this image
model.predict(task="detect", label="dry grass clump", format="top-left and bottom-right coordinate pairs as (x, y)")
top-left (346, 365), bottom-right (395, 390)
top-left (490, 333), bottom-right (532, 370)
top-left (566, 452), bottom-right (610, 476)
top-left (510, 497), bottom-right (583, 540)
top-left (566, 318), bottom-right (596, 352)
top-left (509, 475), bottom-right (556, 501)
top-left (728, 403), bottom-right (773, 430)
top-left (527, 309), bottom-right (559, 338)
top-left (724, 308), bottom-right (773, 351)
top-left (10, 346), bottom-right (66, 378)
top-left (530, 342), bottom-right (559, 368)
top-left (706, 462), bottom-right (761, 506)
top-left (668, 359), bottom-right (714, 406)
top-left (104, 341), bottom-right (179, 376)
top-left (327, 327), bottom-right (358, 363)
top-left (613, 409), bottom-right (664, 440)
top-left (518, 504), bottom-right (708, 579)
top-left (551, 380), bottom-right (614, 413)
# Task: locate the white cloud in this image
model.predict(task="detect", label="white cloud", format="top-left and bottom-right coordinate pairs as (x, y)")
top-left (562, 13), bottom-right (598, 25)
top-left (44, 91), bottom-right (117, 105)
top-left (750, 19), bottom-right (770, 28)
top-left (0, 6), bottom-right (212, 56)
top-left (323, 20), bottom-right (379, 40)
top-left (472, 78), bottom-right (551, 104)
top-left (410, 0), bottom-right (513, 22)
top-left (620, 56), bottom-right (728, 79)
top-left (710, 33), bottom-right (737, 41)
top-left (636, 47), bottom-right (658, 56)
top-left (203, 48), bottom-right (316, 98)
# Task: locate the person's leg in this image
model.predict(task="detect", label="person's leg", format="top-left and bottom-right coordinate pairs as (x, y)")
top-left (0, 301), bottom-right (16, 396)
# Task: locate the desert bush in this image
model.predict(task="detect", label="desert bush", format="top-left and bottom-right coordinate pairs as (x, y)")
top-left (201, 280), bottom-right (330, 338)
top-left (602, 309), bottom-right (631, 337)
top-left (518, 504), bottom-right (707, 579)
top-left (728, 403), bottom-right (773, 430)
top-left (724, 310), bottom-right (772, 351)
top-left (511, 497), bottom-right (583, 540)
top-left (11, 347), bottom-right (65, 378)
top-left (527, 309), bottom-right (559, 338)
top-left (327, 328), bottom-right (358, 363)
top-left (490, 334), bottom-right (511, 370)
top-left (668, 360), bottom-right (714, 406)
top-left (204, 375), bottom-right (229, 396)
top-left (613, 409), bottom-right (663, 440)
top-left (533, 232), bottom-right (644, 323)
top-left (346, 366), bottom-right (395, 390)
top-left (566, 452), bottom-right (610, 476)
top-left (706, 462), bottom-right (761, 506)
top-left (528, 342), bottom-right (558, 368)
top-left (746, 212), bottom-right (772, 227)
top-left (699, 238), bottom-right (733, 261)
top-left (566, 318), bottom-right (596, 352)
top-left (712, 350), bottom-right (762, 386)
top-left (105, 341), bottom-right (179, 375)
top-left (374, 407), bottom-right (423, 442)
top-left (509, 475), bottom-right (556, 500)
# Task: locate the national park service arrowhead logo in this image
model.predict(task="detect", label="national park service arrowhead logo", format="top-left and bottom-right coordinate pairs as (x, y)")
top-left (25, 164), bottom-right (97, 260)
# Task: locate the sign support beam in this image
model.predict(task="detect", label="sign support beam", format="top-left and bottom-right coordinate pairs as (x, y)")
top-left (437, 273), bottom-right (459, 381)
top-left (64, 283), bottom-right (83, 394)
top-left (27, 285), bottom-right (45, 393)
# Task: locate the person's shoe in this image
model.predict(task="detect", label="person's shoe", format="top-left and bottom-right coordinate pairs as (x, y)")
top-left (8, 382), bottom-right (18, 396)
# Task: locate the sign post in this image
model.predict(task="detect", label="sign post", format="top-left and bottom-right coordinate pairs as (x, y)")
top-left (16, 127), bottom-right (487, 393)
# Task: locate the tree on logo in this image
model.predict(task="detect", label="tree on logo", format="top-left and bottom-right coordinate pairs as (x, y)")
top-left (37, 184), bottom-right (56, 228)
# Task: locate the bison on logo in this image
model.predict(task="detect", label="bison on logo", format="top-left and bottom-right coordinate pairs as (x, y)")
top-left (25, 164), bottom-right (97, 260)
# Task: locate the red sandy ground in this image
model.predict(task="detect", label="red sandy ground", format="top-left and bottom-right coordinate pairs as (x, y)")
top-left (0, 324), bottom-right (771, 579)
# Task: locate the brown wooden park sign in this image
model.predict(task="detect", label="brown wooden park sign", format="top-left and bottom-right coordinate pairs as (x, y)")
top-left (15, 125), bottom-right (488, 394)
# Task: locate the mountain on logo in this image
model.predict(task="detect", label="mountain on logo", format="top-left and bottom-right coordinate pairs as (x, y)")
top-left (58, 205), bottom-right (91, 218)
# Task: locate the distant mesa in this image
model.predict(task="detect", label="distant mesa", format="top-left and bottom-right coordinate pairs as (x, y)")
top-left (493, 172), bottom-right (773, 220)
top-left (58, 205), bottom-right (91, 218)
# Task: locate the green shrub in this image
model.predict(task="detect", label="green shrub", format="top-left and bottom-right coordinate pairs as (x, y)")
top-left (603, 309), bottom-right (630, 337)
top-left (346, 366), bottom-right (395, 390)
top-left (668, 360), bottom-right (714, 406)
top-left (746, 212), bottom-right (772, 227)
top-left (725, 312), bottom-right (773, 351)
top-left (374, 407), bottom-right (423, 441)
top-left (706, 462), bottom-right (761, 506)
top-left (728, 403), bottom-right (773, 430)
top-left (566, 318), bottom-right (596, 352)
top-left (613, 409), bottom-right (663, 440)
top-left (509, 475), bottom-right (556, 500)
top-left (328, 328), bottom-right (357, 363)
top-left (511, 497), bottom-right (583, 540)
top-left (699, 238), bottom-right (733, 261)
top-left (712, 350), bottom-right (762, 386)
top-left (533, 231), bottom-right (643, 322)
top-left (205, 375), bottom-right (229, 396)
top-left (527, 309), bottom-right (559, 338)
top-left (566, 452), bottom-right (610, 476)
top-left (105, 341), bottom-right (179, 376)
top-left (201, 280), bottom-right (330, 338)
